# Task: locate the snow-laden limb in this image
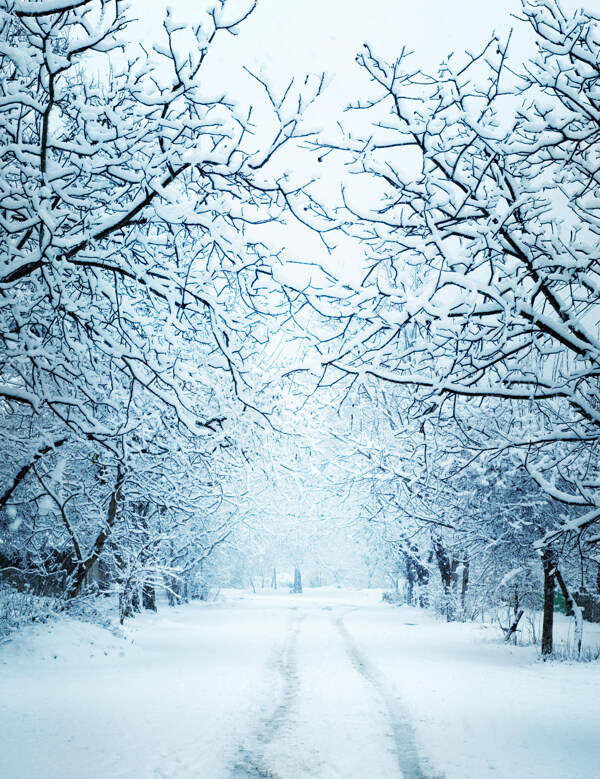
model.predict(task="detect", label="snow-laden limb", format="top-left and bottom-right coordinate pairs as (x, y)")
top-left (11, 0), bottom-right (92, 16)
top-left (0, 0), bottom-right (323, 441)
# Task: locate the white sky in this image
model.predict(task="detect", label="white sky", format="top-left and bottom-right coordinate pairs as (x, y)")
top-left (137, 1), bottom-right (528, 122)
top-left (129, 0), bottom-right (590, 286)
top-left (135, 1), bottom-right (590, 79)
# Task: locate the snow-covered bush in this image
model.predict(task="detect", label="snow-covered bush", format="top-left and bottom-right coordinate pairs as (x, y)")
top-left (0, 584), bottom-right (56, 639)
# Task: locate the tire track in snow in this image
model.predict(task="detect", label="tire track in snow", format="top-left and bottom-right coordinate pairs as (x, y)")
top-left (336, 610), bottom-right (442, 779)
top-left (230, 612), bottom-right (306, 779)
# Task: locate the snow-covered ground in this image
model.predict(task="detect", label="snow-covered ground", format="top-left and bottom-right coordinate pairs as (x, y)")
top-left (344, 603), bottom-right (600, 779)
top-left (1, 588), bottom-right (599, 778)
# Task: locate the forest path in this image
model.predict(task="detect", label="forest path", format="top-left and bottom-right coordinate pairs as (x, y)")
top-left (230, 597), bottom-right (436, 779)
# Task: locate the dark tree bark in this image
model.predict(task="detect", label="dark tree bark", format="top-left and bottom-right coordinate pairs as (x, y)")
top-left (541, 547), bottom-right (556, 657)
top-left (404, 545), bottom-right (430, 606)
top-left (432, 537), bottom-right (457, 620)
top-left (142, 583), bottom-right (156, 611)
top-left (169, 577), bottom-right (189, 605)
top-left (555, 568), bottom-right (574, 617)
top-left (505, 588), bottom-right (523, 644)
top-left (131, 586), bottom-right (141, 613)
top-left (461, 559), bottom-right (469, 615)
top-left (119, 584), bottom-right (140, 624)
top-left (504, 609), bottom-right (524, 643)
top-left (135, 502), bottom-right (156, 611)
top-left (166, 575), bottom-right (179, 606)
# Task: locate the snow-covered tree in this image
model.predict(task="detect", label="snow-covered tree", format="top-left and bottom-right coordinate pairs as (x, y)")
top-left (0, 0), bottom-right (322, 435)
top-left (284, 0), bottom-right (600, 652)
top-left (0, 0), bottom-right (324, 613)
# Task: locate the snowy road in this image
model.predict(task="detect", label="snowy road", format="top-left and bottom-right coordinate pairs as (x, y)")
top-left (230, 602), bottom-right (431, 779)
top-left (2, 589), bottom-right (599, 778)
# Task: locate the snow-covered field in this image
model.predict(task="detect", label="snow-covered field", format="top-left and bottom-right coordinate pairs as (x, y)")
top-left (1, 589), bottom-right (599, 778)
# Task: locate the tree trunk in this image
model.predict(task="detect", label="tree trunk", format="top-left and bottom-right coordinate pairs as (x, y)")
top-left (555, 568), bottom-right (574, 617)
top-left (432, 537), bottom-right (456, 621)
top-left (405, 560), bottom-right (415, 605)
top-left (293, 566), bottom-right (302, 594)
top-left (137, 501), bottom-right (155, 611)
top-left (271, 567), bottom-right (277, 590)
top-left (67, 465), bottom-right (124, 599)
top-left (131, 585), bottom-right (141, 613)
top-left (119, 579), bottom-right (140, 624)
top-left (404, 545), bottom-right (429, 605)
top-left (166, 574), bottom-right (179, 606)
top-left (142, 583), bottom-right (156, 611)
top-left (504, 608), bottom-right (524, 643)
top-left (555, 568), bottom-right (583, 657)
top-left (541, 547), bottom-right (555, 657)
top-left (461, 559), bottom-right (469, 617)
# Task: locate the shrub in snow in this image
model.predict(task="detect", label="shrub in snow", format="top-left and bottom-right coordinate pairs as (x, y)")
top-left (0, 584), bottom-right (56, 640)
